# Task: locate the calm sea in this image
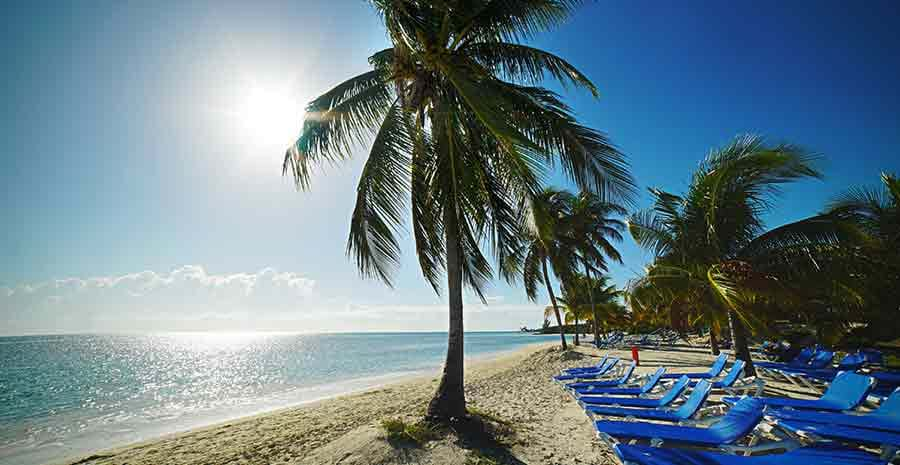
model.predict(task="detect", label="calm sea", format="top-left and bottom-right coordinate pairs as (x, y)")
top-left (0, 331), bottom-right (556, 465)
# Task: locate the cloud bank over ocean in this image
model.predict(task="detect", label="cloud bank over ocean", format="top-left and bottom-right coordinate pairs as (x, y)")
top-left (1, 266), bottom-right (540, 334)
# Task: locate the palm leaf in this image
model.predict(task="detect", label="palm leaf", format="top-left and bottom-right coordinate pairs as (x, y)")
top-left (347, 102), bottom-right (414, 285)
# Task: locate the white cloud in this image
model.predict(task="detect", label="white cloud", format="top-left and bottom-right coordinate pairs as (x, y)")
top-left (0, 266), bottom-right (546, 334)
top-left (1, 266), bottom-right (317, 333)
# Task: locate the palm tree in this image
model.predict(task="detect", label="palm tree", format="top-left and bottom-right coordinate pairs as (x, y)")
top-left (282, 1), bottom-right (634, 421)
top-left (519, 188), bottom-right (578, 350)
top-left (825, 172), bottom-right (900, 342)
top-left (568, 192), bottom-right (627, 343)
top-left (560, 273), bottom-right (627, 342)
top-left (627, 135), bottom-right (846, 376)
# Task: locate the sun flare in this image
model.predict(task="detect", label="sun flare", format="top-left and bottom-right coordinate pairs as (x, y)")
top-left (234, 85), bottom-right (302, 150)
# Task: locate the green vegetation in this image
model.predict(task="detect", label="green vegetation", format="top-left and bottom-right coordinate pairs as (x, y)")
top-left (626, 136), bottom-right (900, 366)
top-left (555, 274), bottom-right (628, 345)
top-left (626, 136), bottom-right (835, 374)
top-left (380, 418), bottom-right (440, 445)
top-left (283, 1), bottom-right (634, 420)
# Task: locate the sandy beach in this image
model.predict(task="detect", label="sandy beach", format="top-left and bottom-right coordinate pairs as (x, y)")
top-left (59, 343), bottom-right (727, 465)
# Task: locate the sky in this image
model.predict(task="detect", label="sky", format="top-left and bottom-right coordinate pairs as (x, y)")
top-left (2, 1), bottom-right (899, 335)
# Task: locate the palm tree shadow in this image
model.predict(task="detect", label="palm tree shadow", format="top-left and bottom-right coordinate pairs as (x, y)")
top-left (450, 415), bottom-right (527, 465)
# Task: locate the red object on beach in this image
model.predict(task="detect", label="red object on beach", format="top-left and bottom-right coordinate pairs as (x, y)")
top-left (631, 346), bottom-right (640, 366)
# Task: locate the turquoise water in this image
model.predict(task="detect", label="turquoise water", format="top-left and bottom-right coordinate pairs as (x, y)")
top-left (0, 332), bottom-right (556, 465)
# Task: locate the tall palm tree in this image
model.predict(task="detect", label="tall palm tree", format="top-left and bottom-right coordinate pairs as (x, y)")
top-left (282, 1), bottom-right (634, 421)
top-left (627, 135), bottom-right (845, 376)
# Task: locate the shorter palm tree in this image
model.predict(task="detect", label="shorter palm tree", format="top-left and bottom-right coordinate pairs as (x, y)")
top-left (517, 189), bottom-right (578, 349)
top-left (824, 172), bottom-right (900, 342)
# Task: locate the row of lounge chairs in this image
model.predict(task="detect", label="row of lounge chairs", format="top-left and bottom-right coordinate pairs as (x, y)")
top-left (552, 350), bottom-right (900, 464)
top-left (755, 345), bottom-right (900, 400)
top-left (595, 329), bottom-right (685, 350)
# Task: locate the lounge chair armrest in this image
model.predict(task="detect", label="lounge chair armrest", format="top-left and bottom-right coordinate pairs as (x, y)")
top-left (719, 439), bottom-right (801, 456)
top-left (693, 404), bottom-right (727, 420)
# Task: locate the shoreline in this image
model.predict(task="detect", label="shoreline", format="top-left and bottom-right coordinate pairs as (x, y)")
top-left (57, 343), bottom-right (723, 465)
top-left (51, 340), bottom-right (559, 465)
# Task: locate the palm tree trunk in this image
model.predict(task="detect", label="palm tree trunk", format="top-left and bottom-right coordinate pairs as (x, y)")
top-left (426, 207), bottom-right (466, 421)
top-left (574, 314), bottom-right (580, 346)
top-left (541, 258), bottom-right (567, 350)
top-left (726, 310), bottom-right (756, 376)
top-left (585, 264), bottom-right (601, 346)
top-left (709, 327), bottom-right (720, 355)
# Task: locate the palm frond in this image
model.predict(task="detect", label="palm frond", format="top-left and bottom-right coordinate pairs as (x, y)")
top-left (628, 210), bottom-right (676, 258)
top-left (283, 70), bottom-right (393, 189)
top-left (453, 0), bottom-right (585, 45)
top-left (347, 102), bottom-right (414, 285)
top-left (464, 42), bottom-right (598, 96)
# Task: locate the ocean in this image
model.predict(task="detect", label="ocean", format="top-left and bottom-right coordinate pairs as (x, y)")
top-left (0, 331), bottom-right (557, 465)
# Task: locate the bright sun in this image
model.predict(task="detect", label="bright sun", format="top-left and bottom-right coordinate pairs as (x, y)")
top-left (235, 85), bottom-right (302, 150)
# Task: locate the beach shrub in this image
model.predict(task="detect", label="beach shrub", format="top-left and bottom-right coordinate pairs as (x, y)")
top-left (380, 418), bottom-right (439, 445)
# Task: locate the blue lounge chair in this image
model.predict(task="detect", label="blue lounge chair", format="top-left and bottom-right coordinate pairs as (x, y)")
top-left (574, 367), bottom-right (666, 397)
top-left (778, 353), bottom-right (867, 391)
top-left (553, 358), bottom-right (620, 382)
top-left (564, 362), bottom-right (635, 389)
top-left (861, 349), bottom-right (883, 366)
top-left (578, 375), bottom-right (690, 409)
top-left (594, 397), bottom-right (765, 449)
top-left (802, 353), bottom-right (867, 380)
top-left (561, 355), bottom-right (610, 374)
top-left (723, 372), bottom-right (875, 412)
top-left (612, 443), bottom-right (885, 465)
top-left (755, 346), bottom-right (816, 370)
top-left (775, 350), bottom-right (835, 374)
top-left (660, 353), bottom-right (728, 379)
top-left (872, 371), bottom-right (900, 397)
top-left (766, 387), bottom-right (900, 433)
top-left (774, 420), bottom-right (900, 460)
top-left (768, 351), bottom-right (837, 390)
top-left (584, 380), bottom-right (712, 422)
top-left (687, 360), bottom-right (764, 396)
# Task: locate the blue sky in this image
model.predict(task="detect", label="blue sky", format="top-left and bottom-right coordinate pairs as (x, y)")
top-left (2, 1), bottom-right (899, 335)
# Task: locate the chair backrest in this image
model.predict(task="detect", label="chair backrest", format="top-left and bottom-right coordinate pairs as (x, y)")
top-left (617, 362), bottom-right (636, 383)
top-left (658, 375), bottom-right (691, 406)
top-left (673, 379), bottom-right (712, 419)
top-left (708, 397), bottom-right (765, 442)
top-left (718, 359), bottom-right (745, 387)
top-left (837, 353), bottom-right (866, 372)
top-left (874, 388), bottom-right (900, 419)
top-left (790, 347), bottom-right (816, 366)
top-left (593, 355), bottom-right (609, 370)
top-left (861, 349), bottom-right (884, 366)
top-left (820, 371), bottom-right (876, 410)
top-left (602, 357), bottom-right (619, 374)
top-left (640, 367), bottom-right (666, 394)
top-left (708, 353), bottom-right (728, 377)
top-left (807, 350), bottom-right (835, 369)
